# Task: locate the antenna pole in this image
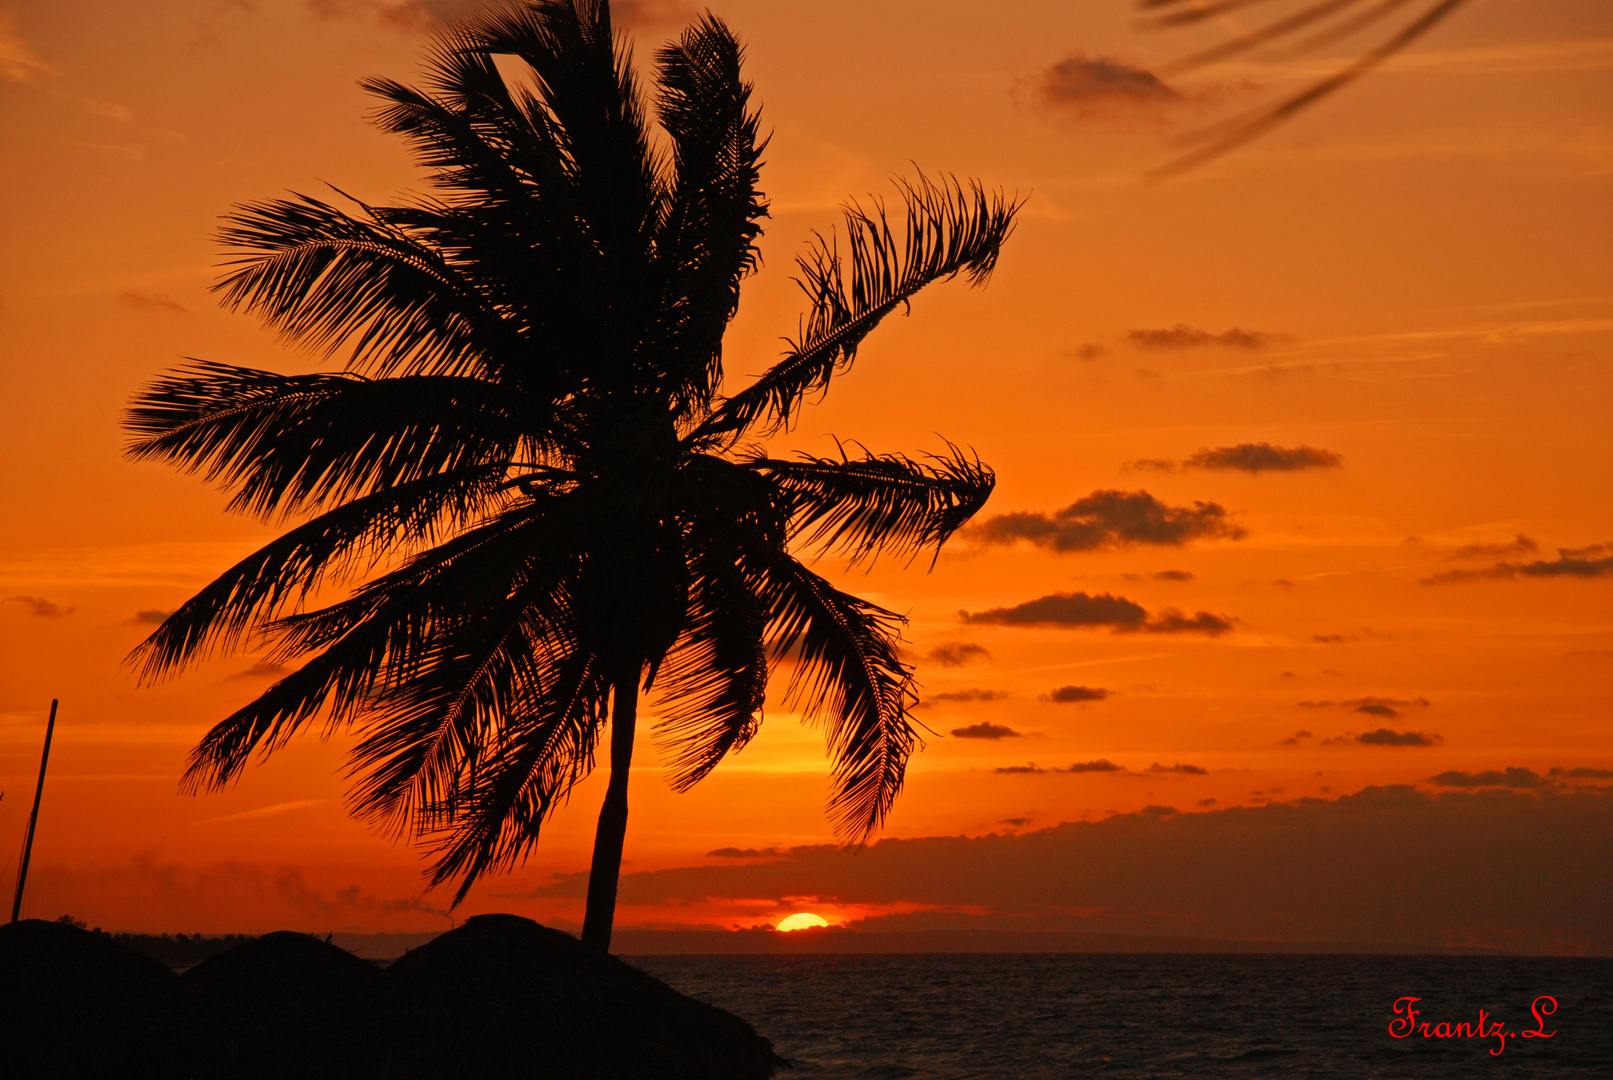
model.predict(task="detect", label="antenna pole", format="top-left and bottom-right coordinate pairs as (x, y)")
top-left (11, 699), bottom-right (58, 924)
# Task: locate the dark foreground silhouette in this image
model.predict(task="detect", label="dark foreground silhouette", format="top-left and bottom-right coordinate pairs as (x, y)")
top-left (0, 914), bottom-right (786, 1080)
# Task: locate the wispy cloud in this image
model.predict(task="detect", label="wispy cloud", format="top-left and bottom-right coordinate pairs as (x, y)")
top-left (120, 291), bottom-right (187, 315)
top-left (231, 661), bottom-right (288, 679)
top-left (973, 490), bottom-right (1245, 552)
top-left (129, 609), bottom-right (172, 626)
top-left (200, 799), bottom-right (325, 824)
top-left (0, 16), bottom-right (53, 84)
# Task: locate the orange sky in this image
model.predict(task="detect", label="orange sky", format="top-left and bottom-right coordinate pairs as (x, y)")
top-left (2, 0), bottom-right (1610, 945)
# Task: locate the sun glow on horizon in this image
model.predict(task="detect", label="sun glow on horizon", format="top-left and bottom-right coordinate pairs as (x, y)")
top-left (775, 912), bottom-right (830, 932)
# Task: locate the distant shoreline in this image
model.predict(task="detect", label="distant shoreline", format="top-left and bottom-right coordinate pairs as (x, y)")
top-left (104, 927), bottom-right (1608, 965)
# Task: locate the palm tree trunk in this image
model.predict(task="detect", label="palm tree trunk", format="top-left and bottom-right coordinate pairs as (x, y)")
top-left (581, 668), bottom-right (638, 952)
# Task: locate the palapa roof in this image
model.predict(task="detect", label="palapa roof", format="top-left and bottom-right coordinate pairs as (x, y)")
top-left (0, 918), bottom-right (229, 1079)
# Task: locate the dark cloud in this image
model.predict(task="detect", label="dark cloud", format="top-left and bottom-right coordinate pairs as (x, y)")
top-left (1431, 768), bottom-right (1544, 790)
top-left (994, 763), bottom-right (1047, 775)
top-left (1016, 55), bottom-right (1181, 121)
top-left (920, 689), bottom-right (1008, 707)
top-left (1311, 634), bottom-right (1351, 644)
top-left (5, 596), bottom-right (72, 618)
top-left (1550, 767), bottom-right (1613, 781)
top-left (1185, 443), bottom-right (1343, 474)
top-left (1128, 325), bottom-right (1284, 350)
top-left (120, 291), bottom-right (187, 315)
top-left (1422, 543), bottom-right (1613, 585)
top-left (706, 847), bottom-right (783, 860)
top-left (1123, 458), bottom-right (1177, 473)
top-left (1302, 697), bottom-right (1431, 719)
top-left (1446, 535), bottom-right (1539, 561)
top-left (231, 661), bottom-right (288, 680)
top-left (1042, 686), bottom-right (1110, 704)
top-left (926, 642), bottom-right (990, 668)
top-left (1282, 731), bottom-right (1313, 746)
top-left (1153, 570), bottom-right (1195, 581)
top-left (1070, 343), bottom-right (1108, 360)
top-left (1063, 759), bottom-right (1126, 774)
top-left (963, 591), bottom-right (1148, 630)
top-left (1354, 729), bottom-right (1441, 748)
top-left (540, 786), bottom-right (1613, 953)
top-left (961, 592), bottom-right (1234, 637)
top-left (1001, 817), bottom-right (1032, 827)
top-left (1144, 610), bottom-right (1235, 636)
top-left (950, 723), bottom-right (1023, 741)
top-left (973, 490), bottom-right (1245, 553)
top-left (1148, 762), bottom-right (1208, 775)
top-left (1197, 797), bottom-right (1218, 807)
top-left (131, 609), bottom-right (172, 625)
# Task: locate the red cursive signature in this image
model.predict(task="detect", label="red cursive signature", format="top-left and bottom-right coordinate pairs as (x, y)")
top-left (1389, 995), bottom-right (1558, 1057)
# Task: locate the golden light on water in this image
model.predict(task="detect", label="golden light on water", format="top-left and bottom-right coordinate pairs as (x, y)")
top-left (776, 913), bottom-right (830, 932)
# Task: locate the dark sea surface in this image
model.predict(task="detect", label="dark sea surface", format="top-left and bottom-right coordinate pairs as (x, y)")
top-left (628, 954), bottom-right (1613, 1079)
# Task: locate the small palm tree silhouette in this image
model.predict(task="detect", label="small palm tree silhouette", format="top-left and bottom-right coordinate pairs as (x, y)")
top-left (125, 0), bottom-right (1016, 950)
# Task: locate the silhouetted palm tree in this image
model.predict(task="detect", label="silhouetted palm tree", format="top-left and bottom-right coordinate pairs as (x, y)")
top-left (125, 0), bottom-right (1016, 950)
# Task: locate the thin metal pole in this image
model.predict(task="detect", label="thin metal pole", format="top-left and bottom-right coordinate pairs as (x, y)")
top-left (11, 699), bottom-right (58, 924)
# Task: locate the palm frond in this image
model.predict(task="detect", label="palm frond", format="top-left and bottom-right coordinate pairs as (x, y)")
top-left (126, 465), bottom-right (508, 684)
top-left (343, 574), bottom-right (578, 840)
top-left (125, 362), bottom-right (534, 519)
top-left (1149, 0), bottom-right (1471, 177)
top-left (745, 548), bottom-right (918, 841)
top-left (703, 173), bottom-right (1019, 438)
top-left (650, 13), bottom-right (769, 416)
top-left (651, 518), bottom-right (768, 791)
top-left (421, 646), bottom-right (612, 905)
top-left (177, 499), bottom-right (570, 791)
top-left (471, 0), bottom-right (662, 275)
top-left (755, 440), bottom-right (995, 568)
top-left (215, 193), bottom-right (516, 379)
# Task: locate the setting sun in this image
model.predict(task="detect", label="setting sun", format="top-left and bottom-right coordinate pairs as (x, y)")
top-left (775, 913), bottom-right (830, 933)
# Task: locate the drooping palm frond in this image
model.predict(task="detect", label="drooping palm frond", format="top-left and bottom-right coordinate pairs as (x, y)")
top-left (1145, 0), bottom-right (1472, 176)
top-left (650, 515), bottom-right (768, 791)
top-left (125, 362), bottom-right (534, 517)
top-left (745, 546), bottom-right (918, 841)
top-left (756, 440), bottom-right (995, 567)
top-left (421, 648), bottom-right (614, 905)
top-left (703, 173), bottom-right (1018, 437)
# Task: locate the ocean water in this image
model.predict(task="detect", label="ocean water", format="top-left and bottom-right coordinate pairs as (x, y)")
top-left (629, 953), bottom-right (1613, 1079)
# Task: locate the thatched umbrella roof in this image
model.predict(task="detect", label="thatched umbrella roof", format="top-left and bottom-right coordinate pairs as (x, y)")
top-left (0, 918), bottom-right (229, 1079)
top-left (183, 931), bottom-right (383, 1079)
top-left (306, 914), bottom-right (788, 1080)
